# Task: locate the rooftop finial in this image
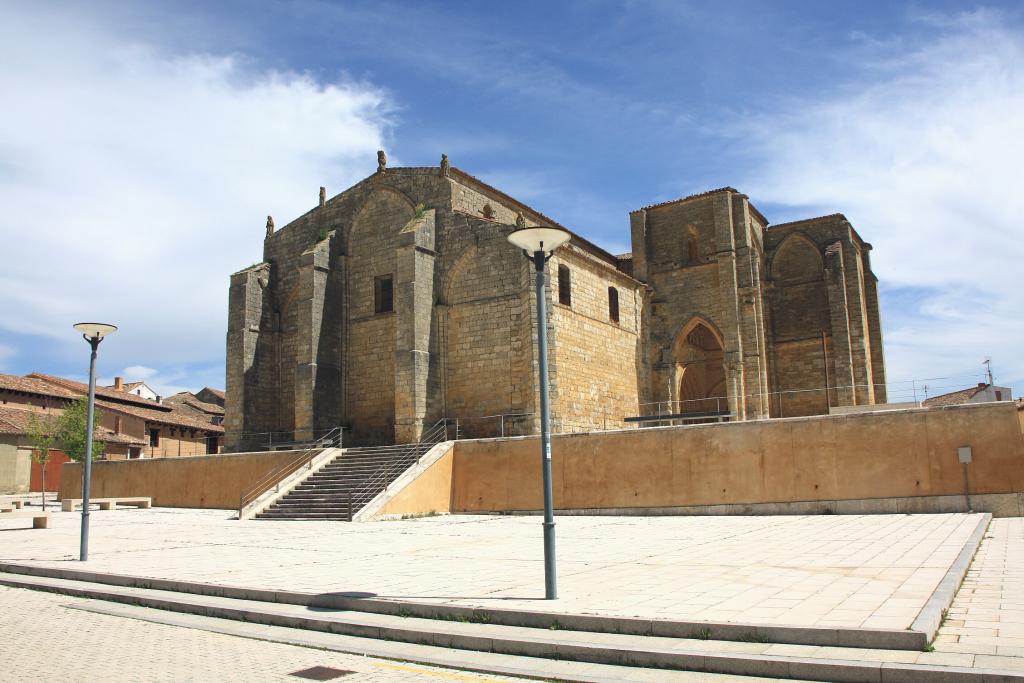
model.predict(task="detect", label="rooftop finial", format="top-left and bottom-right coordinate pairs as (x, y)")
top-left (440, 153), bottom-right (450, 178)
top-left (377, 149), bottom-right (387, 173)
top-left (319, 186), bottom-right (326, 207)
top-left (265, 215), bottom-right (275, 238)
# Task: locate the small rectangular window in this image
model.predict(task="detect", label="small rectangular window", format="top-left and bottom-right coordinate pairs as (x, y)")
top-left (374, 274), bottom-right (394, 313)
top-left (608, 286), bottom-right (619, 323)
top-left (149, 428), bottom-right (160, 447)
top-left (995, 390), bottom-right (1003, 401)
top-left (558, 265), bottom-right (571, 307)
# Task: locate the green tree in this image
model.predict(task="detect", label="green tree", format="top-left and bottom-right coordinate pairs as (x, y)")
top-left (55, 397), bottom-right (106, 463)
top-left (25, 412), bottom-right (57, 510)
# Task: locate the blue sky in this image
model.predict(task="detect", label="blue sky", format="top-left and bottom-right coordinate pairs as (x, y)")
top-left (1, 0), bottom-right (1021, 402)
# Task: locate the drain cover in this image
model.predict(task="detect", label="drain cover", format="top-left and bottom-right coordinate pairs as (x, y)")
top-left (289, 666), bottom-right (355, 680)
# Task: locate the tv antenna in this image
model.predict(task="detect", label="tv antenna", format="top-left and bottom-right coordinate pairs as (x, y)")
top-left (983, 357), bottom-right (994, 385)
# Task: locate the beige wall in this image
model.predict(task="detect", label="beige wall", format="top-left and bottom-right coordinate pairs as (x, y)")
top-left (378, 448), bottom-right (455, 517)
top-left (59, 449), bottom-right (313, 509)
top-left (0, 437), bottom-right (31, 494)
top-left (451, 402), bottom-right (1024, 512)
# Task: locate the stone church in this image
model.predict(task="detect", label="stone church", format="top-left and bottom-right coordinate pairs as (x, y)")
top-left (225, 154), bottom-right (886, 449)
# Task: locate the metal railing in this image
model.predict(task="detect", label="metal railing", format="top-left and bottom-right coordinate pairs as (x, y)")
top-left (225, 427), bottom-right (343, 452)
top-left (344, 419), bottom-right (450, 520)
top-left (237, 426), bottom-right (343, 517)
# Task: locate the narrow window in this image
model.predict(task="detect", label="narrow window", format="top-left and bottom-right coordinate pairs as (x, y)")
top-left (149, 428), bottom-right (160, 447)
top-left (995, 390), bottom-right (1003, 401)
top-left (374, 274), bottom-right (394, 313)
top-left (608, 286), bottom-right (619, 323)
top-left (558, 265), bottom-right (571, 306)
top-left (687, 236), bottom-right (699, 263)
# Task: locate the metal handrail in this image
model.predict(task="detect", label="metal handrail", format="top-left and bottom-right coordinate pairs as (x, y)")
top-left (238, 426), bottom-right (343, 517)
top-left (345, 419), bottom-right (450, 520)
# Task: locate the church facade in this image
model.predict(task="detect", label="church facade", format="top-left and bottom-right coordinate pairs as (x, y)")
top-left (225, 155), bottom-right (886, 449)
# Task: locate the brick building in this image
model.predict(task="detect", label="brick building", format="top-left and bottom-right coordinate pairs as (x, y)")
top-left (225, 156), bottom-right (885, 449)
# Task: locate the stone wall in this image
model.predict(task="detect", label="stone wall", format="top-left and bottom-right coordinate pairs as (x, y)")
top-left (225, 165), bottom-right (888, 447)
top-left (550, 245), bottom-right (642, 431)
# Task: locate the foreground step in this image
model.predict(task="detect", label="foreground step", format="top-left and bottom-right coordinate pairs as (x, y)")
top-left (1, 568), bottom-right (1020, 683)
top-left (67, 597), bottom-right (812, 683)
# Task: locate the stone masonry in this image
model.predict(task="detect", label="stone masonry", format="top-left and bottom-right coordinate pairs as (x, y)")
top-left (226, 158), bottom-right (885, 448)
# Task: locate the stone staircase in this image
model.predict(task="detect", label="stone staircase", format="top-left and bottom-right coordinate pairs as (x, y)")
top-left (254, 442), bottom-right (435, 521)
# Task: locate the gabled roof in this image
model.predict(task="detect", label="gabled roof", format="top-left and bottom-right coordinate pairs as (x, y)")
top-left (923, 384), bottom-right (989, 408)
top-left (449, 166), bottom-right (634, 274)
top-left (164, 392), bottom-right (225, 416)
top-left (95, 398), bottom-right (224, 433)
top-left (200, 387), bottom-right (225, 401)
top-left (0, 374), bottom-right (78, 400)
top-left (29, 373), bottom-right (169, 410)
top-left (0, 404), bottom-right (143, 444)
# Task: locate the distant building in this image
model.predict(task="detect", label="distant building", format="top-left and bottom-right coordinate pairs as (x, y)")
top-left (105, 376), bottom-right (160, 401)
top-left (0, 372), bottom-right (225, 494)
top-left (163, 390), bottom-right (226, 427)
top-left (923, 383), bottom-right (1014, 407)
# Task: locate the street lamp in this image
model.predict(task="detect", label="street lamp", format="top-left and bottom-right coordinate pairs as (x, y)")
top-left (72, 322), bottom-right (117, 561)
top-left (507, 225), bottom-right (571, 600)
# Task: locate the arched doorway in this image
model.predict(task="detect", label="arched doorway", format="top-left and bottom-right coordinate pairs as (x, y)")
top-left (674, 319), bottom-right (728, 415)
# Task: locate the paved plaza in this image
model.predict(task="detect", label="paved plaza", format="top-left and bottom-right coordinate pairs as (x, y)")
top-left (0, 504), bottom-right (984, 630)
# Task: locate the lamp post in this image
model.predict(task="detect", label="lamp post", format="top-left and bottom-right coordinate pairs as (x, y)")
top-left (507, 226), bottom-right (571, 600)
top-left (72, 322), bottom-right (117, 561)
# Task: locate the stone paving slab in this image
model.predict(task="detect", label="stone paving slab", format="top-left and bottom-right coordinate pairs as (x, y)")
top-left (0, 506), bottom-right (985, 632)
top-left (933, 517), bottom-right (1024, 672)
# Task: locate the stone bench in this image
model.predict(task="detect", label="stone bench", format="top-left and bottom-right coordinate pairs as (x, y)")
top-left (61, 497), bottom-right (152, 512)
top-left (0, 510), bottom-right (51, 528)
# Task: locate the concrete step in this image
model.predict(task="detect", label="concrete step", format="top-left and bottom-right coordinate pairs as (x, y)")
top-left (67, 599), bottom-right (800, 683)
top-left (1, 567), bottom-right (1018, 683)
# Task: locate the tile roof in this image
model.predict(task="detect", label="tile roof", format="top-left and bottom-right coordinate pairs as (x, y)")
top-left (95, 398), bottom-right (224, 433)
top-left (29, 373), bottom-right (168, 410)
top-left (0, 373), bottom-right (78, 400)
top-left (200, 387), bottom-right (225, 400)
top-left (922, 384), bottom-right (988, 408)
top-left (0, 405), bottom-right (143, 444)
top-left (164, 392), bottom-right (225, 416)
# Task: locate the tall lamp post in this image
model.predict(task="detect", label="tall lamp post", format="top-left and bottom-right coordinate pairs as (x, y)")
top-left (507, 226), bottom-right (571, 600)
top-left (72, 322), bottom-right (117, 561)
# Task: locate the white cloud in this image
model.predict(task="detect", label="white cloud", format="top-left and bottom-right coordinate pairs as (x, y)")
top-left (121, 365), bottom-right (157, 381)
top-left (729, 10), bottom-right (1024, 389)
top-left (0, 6), bottom-right (391, 374)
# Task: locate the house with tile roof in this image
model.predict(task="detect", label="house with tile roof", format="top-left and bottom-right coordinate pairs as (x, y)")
top-left (923, 383), bottom-right (1013, 408)
top-left (0, 371), bottom-right (226, 494)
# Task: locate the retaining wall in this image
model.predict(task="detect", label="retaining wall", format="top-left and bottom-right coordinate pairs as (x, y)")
top-left (59, 450), bottom-right (309, 510)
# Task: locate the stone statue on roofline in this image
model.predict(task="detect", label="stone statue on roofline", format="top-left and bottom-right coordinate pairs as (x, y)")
top-left (377, 149), bottom-right (387, 173)
top-left (319, 186), bottom-right (326, 207)
top-left (440, 153), bottom-right (450, 177)
top-left (516, 212), bottom-right (526, 229)
top-left (265, 215), bottom-right (275, 238)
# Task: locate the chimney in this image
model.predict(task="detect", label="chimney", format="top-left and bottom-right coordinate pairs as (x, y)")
top-left (979, 382), bottom-right (987, 388)
top-left (114, 376), bottom-right (124, 390)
